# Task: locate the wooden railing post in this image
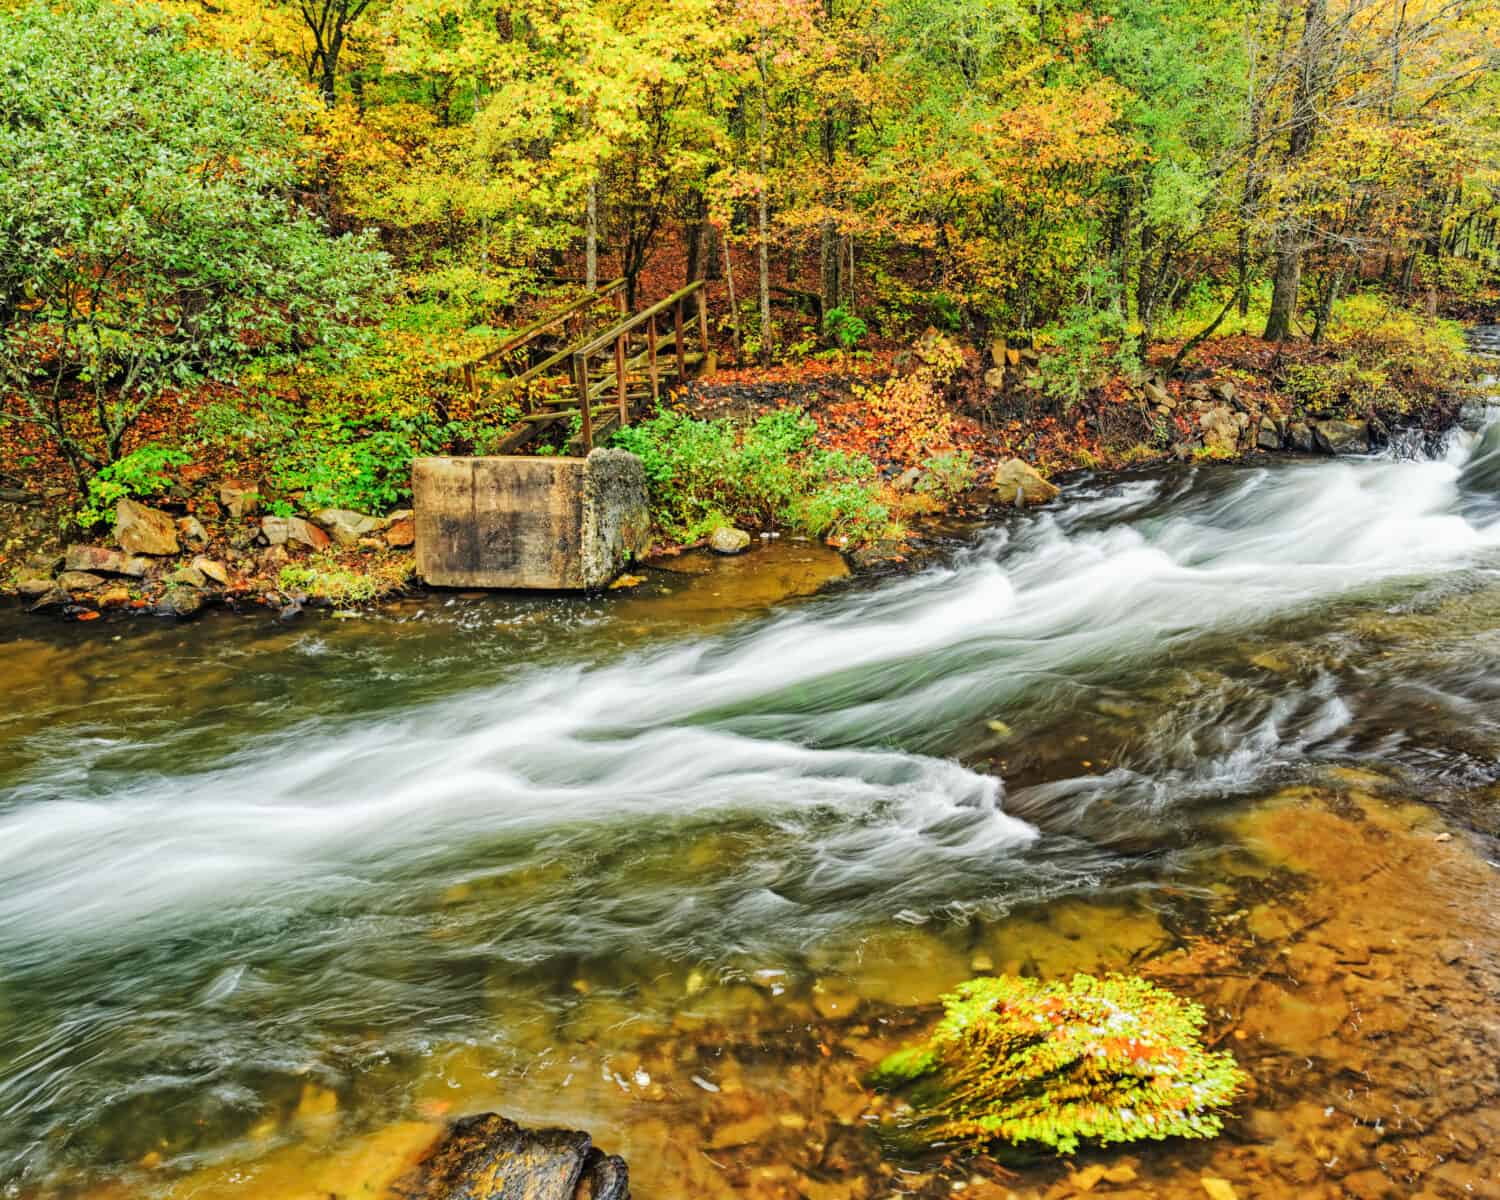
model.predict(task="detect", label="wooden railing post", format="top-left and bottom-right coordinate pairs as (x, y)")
top-left (673, 300), bottom-right (686, 382)
top-left (646, 318), bottom-right (659, 404)
top-left (614, 332), bottom-right (628, 426)
top-left (697, 292), bottom-right (710, 363)
top-left (574, 352), bottom-right (593, 449)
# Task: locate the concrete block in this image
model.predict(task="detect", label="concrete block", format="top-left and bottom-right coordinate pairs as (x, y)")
top-left (413, 449), bottom-right (649, 590)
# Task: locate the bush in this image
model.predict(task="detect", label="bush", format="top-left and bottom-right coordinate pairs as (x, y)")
top-left (0, 0), bottom-right (391, 479)
top-left (872, 974), bottom-right (1245, 1156)
top-left (916, 449), bottom-right (977, 501)
top-left (74, 444), bottom-right (191, 529)
top-left (1037, 271), bottom-right (1139, 408)
top-left (823, 305), bottom-right (868, 351)
top-left (612, 408), bottom-right (891, 545)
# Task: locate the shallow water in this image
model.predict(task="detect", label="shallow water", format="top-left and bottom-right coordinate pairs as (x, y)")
top-left (3, 337), bottom-right (1500, 1199)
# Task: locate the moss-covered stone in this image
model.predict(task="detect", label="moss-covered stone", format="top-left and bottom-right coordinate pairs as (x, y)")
top-left (870, 973), bottom-right (1245, 1155)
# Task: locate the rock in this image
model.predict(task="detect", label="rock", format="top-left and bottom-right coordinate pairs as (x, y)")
top-left (115, 499), bottom-right (179, 556)
top-left (982, 366), bottom-right (1006, 391)
top-left (219, 480), bottom-right (260, 519)
top-left (393, 1112), bottom-right (628, 1200)
top-left (27, 587), bottom-right (68, 613)
top-left (892, 467), bottom-right (923, 493)
top-left (989, 338), bottom-right (1008, 367)
top-left (1199, 405), bottom-right (1240, 453)
top-left (1313, 419), bottom-right (1371, 455)
top-left (177, 516), bottom-right (209, 545)
top-left (99, 587), bottom-right (131, 608)
top-left (15, 576), bottom-right (55, 598)
top-left (260, 515), bottom-right (330, 550)
top-left (385, 517), bottom-right (415, 548)
top-left (261, 544), bottom-right (289, 570)
top-left (64, 545), bottom-right (149, 577)
top-left (166, 565), bottom-right (208, 590)
top-left (1289, 421), bottom-right (1316, 452)
top-left (992, 458), bottom-right (1060, 506)
top-left (709, 526), bottom-right (752, 555)
top-left (1142, 378), bottom-right (1172, 408)
top-left (154, 586), bottom-right (206, 619)
top-left (1211, 380), bottom-right (1237, 405)
top-left (192, 556), bottom-right (229, 586)
top-left (1257, 425), bottom-right (1282, 451)
top-left (56, 571), bottom-right (105, 592)
top-left (311, 507), bottom-right (388, 546)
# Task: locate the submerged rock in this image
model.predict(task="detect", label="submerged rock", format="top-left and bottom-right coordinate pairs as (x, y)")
top-left (992, 458), bottom-right (1060, 506)
top-left (392, 1112), bottom-right (629, 1200)
top-left (709, 526), bottom-right (752, 555)
top-left (115, 499), bottom-right (179, 556)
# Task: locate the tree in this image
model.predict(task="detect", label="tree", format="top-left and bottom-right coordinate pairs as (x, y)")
top-left (299, 0), bottom-right (378, 107)
top-left (0, 1), bottom-right (391, 484)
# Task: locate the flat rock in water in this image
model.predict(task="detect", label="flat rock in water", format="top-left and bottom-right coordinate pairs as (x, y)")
top-left (709, 526), bottom-right (752, 555)
top-left (115, 499), bottom-right (179, 556)
top-left (392, 1112), bottom-right (629, 1200)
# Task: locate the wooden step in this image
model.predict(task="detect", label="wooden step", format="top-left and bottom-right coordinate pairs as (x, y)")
top-left (520, 405), bottom-right (617, 423)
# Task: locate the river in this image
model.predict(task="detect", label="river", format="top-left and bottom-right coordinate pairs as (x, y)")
top-left (3, 333), bottom-right (1500, 1199)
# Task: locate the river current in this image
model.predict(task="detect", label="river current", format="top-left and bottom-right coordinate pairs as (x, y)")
top-left (2, 332), bottom-right (1500, 1198)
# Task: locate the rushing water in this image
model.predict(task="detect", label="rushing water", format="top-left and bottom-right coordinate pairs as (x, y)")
top-left (3, 333), bottom-right (1500, 1198)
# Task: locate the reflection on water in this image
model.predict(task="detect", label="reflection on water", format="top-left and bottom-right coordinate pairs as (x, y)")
top-left (2, 341), bottom-right (1500, 1197)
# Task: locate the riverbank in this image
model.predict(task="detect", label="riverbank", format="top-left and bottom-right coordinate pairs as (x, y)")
top-left (0, 322), bottom-right (1483, 625)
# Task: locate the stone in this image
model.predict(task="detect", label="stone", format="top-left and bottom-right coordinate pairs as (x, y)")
top-left (709, 526), bottom-right (752, 555)
top-left (177, 516), bottom-right (209, 545)
top-left (166, 565), bottom-right (208, 589)
top-left (1142, 378), bottom-right (1172, 407)
top-left (1289, 421), bottom-right (1316, 453)
top-left (27, 587), bottom-right (68, 612)
top-left (261, 544), bottom-right (289, 570)
top-left (413, 450), bottom-right (650, 590)
top-left (892, 467), bottom-right (923, 492)
top-left (992, 458), bottom-right (1060, 506)
top-left (192, 556), bottom-right (230, 586)
top-left (64, 545), bottom-right (149, 577)
top-left (311, 508), bottom-right (389, 546)
top-left (99, 586), bottom-right (131, 608)
top-left (385, 517), bottom-right (415, 548)
top-left (56, 571), bottom-right (105, 592)
top-left (392, 1112), bottom-right (628, 1200)
top-left (115, 499), bottom-right (179, 556)
top-left (1258, 425), bottom-right (1282, 451)
top-left (983, 366), bottom-right (1006, 391)
top-left (260, 516), bottom-right (330, 550)
top-left (155, 586), bottom-right (206, 619)
top-left (1200, 405), bottom-right (1240, 453)
top-left (1211, 380), bottom-right (1237, 405)
top-left (1314, 419), bottom-right (1372, 455)
top-left (15, 576), bottom-right (55, 598)
top-left (219, 480), bottom-right (261, 519)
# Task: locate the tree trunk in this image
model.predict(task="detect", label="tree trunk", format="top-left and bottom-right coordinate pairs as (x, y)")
top-left (757, 75), bottom-right (772, 365)
top-left (1264, 230), bottom-right (1304, 342)
top-left (586, 181), bottom-right (598, 292)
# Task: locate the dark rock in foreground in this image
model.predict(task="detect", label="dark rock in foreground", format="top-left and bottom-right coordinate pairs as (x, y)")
top-left (392, 1112), bottom-right (629, 1200)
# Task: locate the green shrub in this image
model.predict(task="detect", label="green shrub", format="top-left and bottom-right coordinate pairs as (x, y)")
top-left (74, 443), bottom-right (191, 528)
top-left (872, 974), bottom-right (1245, 1156)
top-left (823, 305), bottom-right (869, 350)
top-left (612, 409), bottom-right (892, 545)
top-left (1037, 271), bottom-right (1140, 409)
top-left (916, 449), bottom-right (977, 501)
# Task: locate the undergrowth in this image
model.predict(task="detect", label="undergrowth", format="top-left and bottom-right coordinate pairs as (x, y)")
top-left (611, 407), bottom-right (894, 546)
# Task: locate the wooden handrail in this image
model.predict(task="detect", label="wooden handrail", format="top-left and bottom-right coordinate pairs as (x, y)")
top-left (570, 280), bottom-right (705, 358)
top-left (474, 278), bottom-right (626, 367)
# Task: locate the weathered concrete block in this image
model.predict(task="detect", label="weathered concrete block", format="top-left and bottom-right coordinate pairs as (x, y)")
top-left (413, 449), bottom-right (649, 590)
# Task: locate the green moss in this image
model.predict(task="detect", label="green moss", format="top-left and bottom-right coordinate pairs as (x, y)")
top-left (871, 974), bottom-right (1245, 1155)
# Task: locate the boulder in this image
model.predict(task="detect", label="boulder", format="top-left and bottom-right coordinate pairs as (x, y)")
top-left (1313, 419), bottom-right (1372, 455)
top-left (193, 556), bottom-right (230, 586)
top-left (166, 565), bottom-right (208, 590)
top-left (393, 1112), bottom-right (628, 1200)
top-left (15, 576), bottom-right (56, 599)
top-left (993, 458), bottom-right (1060, 506)
top-left (385, 517), bottom-right (415, 549)
top-left (1211, 380), bottom-right (1237, 406)
top-left (1289, 422), bottom-right (1316, 453)
top-left (98, 586), bottom-right (132, 608)
top-left (1257, 418), bottom-right (1282, 452)
top-left (219, 480), bottom-right (261, 519)
top-left (115, 499), bottom-right (180, 556)
top-left (982, 366), bottom-right (1006, 391)
top-left (155, 586), bottom-right (205, 619)
top-left (709, 526), bottom-right (752, 555)
top-left (1142, 378), bottom-right (1172, 408)
top-left (1199, 405), bottom-right (1240, 453)
top-left (56, 571), bottom-right (105, 592)
top-left (177, 516), bottom-right (209, 545)
top-left (64, 545), bottom-right (149, 578)
top-left (311, 508), bottom-right (388, 546)
top-left (260, 516), bottom-right (331, 550)
top-left (27, 587), bottom-right (68, 613)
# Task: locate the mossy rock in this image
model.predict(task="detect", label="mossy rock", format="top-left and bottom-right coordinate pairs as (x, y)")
top-left (870, 973), bottom-right (1245, 1155)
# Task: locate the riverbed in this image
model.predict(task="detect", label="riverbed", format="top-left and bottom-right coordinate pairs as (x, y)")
top-left (3, 337), bottom-right (1500, 1199)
